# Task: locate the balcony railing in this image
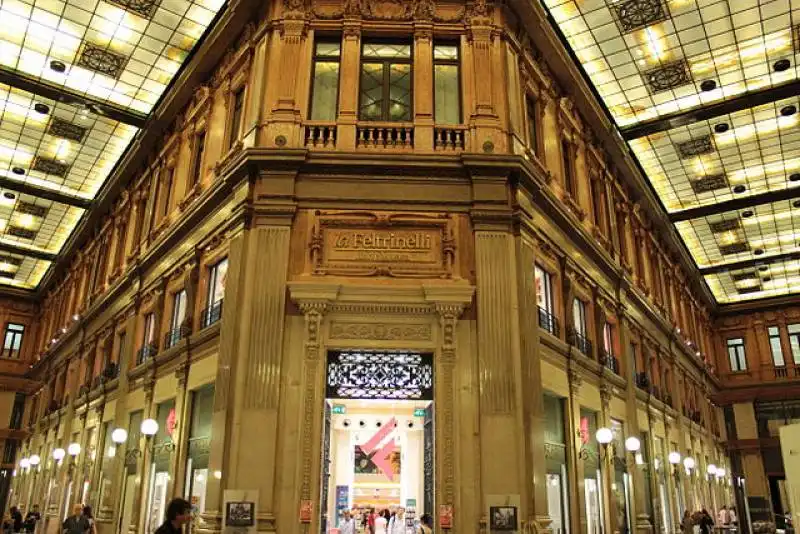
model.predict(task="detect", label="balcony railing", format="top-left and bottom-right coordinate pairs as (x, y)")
top-left (103, 361), bottom-right (119, 381)
top-left (538, 306), bottom-right (560, 337)
top-left (136, 343), bottom-right (158, 366)
top-left (775, 366), bottom-right (789, 379)
top-left (599, 351), bottom-right (619, 375)
top-left (635, 371), bottom-right (650, 391)
top-left (164, 325), bottom-right (191, 350)
top-left (201, 299), bottom-right (224, 329)
top-left (434, 126), bottom-right (466, 151)
top-left (356, 123), bottom-right (414, 150)
top-left (304, 122), bottom-right (337, 149)
top-left (567, 327), bottom-right (592, 357)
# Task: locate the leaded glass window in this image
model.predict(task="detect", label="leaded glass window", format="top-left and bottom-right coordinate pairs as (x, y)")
top-left (434, 44), bottom-right (460, 125)
top-left (326, 350), bottom-right (433, 400)
top-left (359, 43), bottom-right (412, 122)
top-left (310, 41), bottom-right (341, 121)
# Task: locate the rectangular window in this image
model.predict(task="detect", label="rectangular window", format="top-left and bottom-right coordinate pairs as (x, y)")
top-left (2, 323), bottom-right (24, 359)
top-left (727, 337), bottom-right (747, 371)
top-left (562, 139), bottom-right (575, 195)
top-left (116, 331), bottom-right (126, 363)
top-left (572, 298), bottom-right (587, 337)
top-left (769, 326), bottom-right (785, 367)
top-left (789, 324), bottom-right (800, 364)
top-left (161, 167), bottom-right (174, 219)
top-left (603, 322), bottom-right (614, 356)
top-left (171, 290), bottom-right (187, 332)
top-left (359, 42), bottom-right (412, 121)
top-left (310, 42), bottom-right (341, 121)
top-left (190, 132), bottom-right (206, 186)
top-left (535, 264), bottom-right (553, 314)
top-left (433, 44), bottom-right (460, 125)
top-left (526, 96), bottom-right (539, 156)
top-left (207, 258), bottom-right (228, 307)
top-left (143, 313), bottom-right (155, 346)
top-left (228, 87), bottom-right (245, 149)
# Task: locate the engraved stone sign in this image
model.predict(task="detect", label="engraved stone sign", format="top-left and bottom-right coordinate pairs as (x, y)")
top-left (309, 211), bottom-right (456, 278)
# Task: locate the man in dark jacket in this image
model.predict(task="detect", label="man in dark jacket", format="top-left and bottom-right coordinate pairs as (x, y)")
top-left (9, 507), bottom-right (22, 533)
top-left (62, 505), bottom-right (89, 534)
top-left (154, 499), bottom-right (192, 534)
top-left (23, 505), bottom-right (40, 533)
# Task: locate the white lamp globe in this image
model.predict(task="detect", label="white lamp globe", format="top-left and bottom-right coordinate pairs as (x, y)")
top-left (53, 448), bottom-right (66, 461)
top-left (716, 468), bottom-right (726, 478)
top-left (67, 443), bottom-right (81, 457)
top-left (141, 418), bottom-right (159, 436)
top-left (29, 454), bottom-right (40, 466)
top-left (683, 457), bottom-right (695, 470)
top-left (668, 452), bottom-right (681, 465)
top-left (596, 427), bottom-right (613, 445)
top-left (111, 428), bottom-right (128, 444)
top-left (625, 436), bottom-right (641, 452)
top-left (707, 464), bottom-right (717, 476)
top-left (19, 458), bottom-right (29, 469)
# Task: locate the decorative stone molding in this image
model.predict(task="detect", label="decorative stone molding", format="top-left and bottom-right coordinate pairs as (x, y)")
top-left (568, 368), bottom-right (582, 394)
top-left (329, 322), bottom-right (432, 341)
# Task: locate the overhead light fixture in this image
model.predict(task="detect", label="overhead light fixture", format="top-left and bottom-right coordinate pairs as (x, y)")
top-left (754, 248), bottom-right (765, 255)
top-left (793, 200), bottom-right (800, 208)
top-left (790, 173), bottom-right (800, 182)
top-left (733, 185), bottom-right (746, 194)
top-left (33, 103), bottom-right (50, 114)
top-left (11, 167), bottom-right (25, 175)
top-left (700, 80), bottom-right (717, 91)
top-left (3, 193), bottom-right (15, 200)
top-left (714, 123), bottom-right (729, 133)
top-left (773, 59), bottom-right (791, 72)
top-left (759, 265), bottom-right (769, 272)
top-left (781, 105), bottom-right (797, 117)
top-left (763, 276), bottom-right (772, 282)
top-left (742, 210), bottom-right (754, 218)
top-left (49, 60), bottom-right (66, 73)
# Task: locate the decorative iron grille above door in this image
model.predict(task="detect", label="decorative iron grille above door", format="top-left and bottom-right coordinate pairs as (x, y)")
top-left (326, 350), bottom-right (434, 400)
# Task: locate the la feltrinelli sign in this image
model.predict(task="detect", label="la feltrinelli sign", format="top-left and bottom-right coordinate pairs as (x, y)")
top-left (308, 211), bottom-right (458, 278)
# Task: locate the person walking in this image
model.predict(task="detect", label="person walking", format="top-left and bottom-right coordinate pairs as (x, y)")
top-left (681, 511), bottom-right (694, 534)
top-left (340, 511), bottom-right (356, 534)
top-left (153, 499), bottom-right (192, 534)
top-left (374, 510), bottom-right (389, 534)
top-left (717, 506), bottom-right (729, 528)
top-left (699, 509), bottom-right (715, 534)
top-left (24, 505), bottom-right (41, 534)
top-left (388, 507), bottom-right (405, 534)
top-left (728, 507), bottom-right (737, 527)
top-left (62, 505), bottom-right (89, 534)
top-left (82, 507), bottom-right (96, 534)
top-left (418, 514), bottom-right (433, 534)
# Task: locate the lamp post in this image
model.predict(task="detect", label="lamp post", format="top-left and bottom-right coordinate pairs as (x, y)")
top-left (27, 455), bottom-right (41, 511)
top-left (683, 457), bottom-right (696, 510)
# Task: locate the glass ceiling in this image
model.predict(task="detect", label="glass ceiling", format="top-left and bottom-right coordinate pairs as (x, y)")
top-left (0, 0), bottom-right (227, 290)
top-left (544, 0), bottom-right (800, 304)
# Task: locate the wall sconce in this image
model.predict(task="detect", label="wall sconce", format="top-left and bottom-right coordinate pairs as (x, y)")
top-left (19, 458), bottom-right (30, 470)
top-left (141, 419), bottom-right (159, 438)
top-left (67, 443), bottom-right (81, 457)
top-left (716, 468), bottom-right (726, 480)
top-left (668, 451), bottom-right (681, 475)
top-left (53, 448), bottom-right (66, 464)
top-left (683, 456), bottom-right (695, 476)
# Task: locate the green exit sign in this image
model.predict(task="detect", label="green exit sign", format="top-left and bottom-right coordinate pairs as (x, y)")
top-left (332, 405), bottom-right (346, 415)
top-left (414, 408), bottom-right (426, 417)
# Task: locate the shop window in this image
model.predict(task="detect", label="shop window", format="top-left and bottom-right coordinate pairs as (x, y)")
top-left (544, 395), bottom-right (569, 534)
top-left (526, 95), bottom-right (539, 156)
top-left (185, 385), bottom-right (215, 518)
top-left (120, 411), bottom-right (143, 534)
top-left (203, 258), bottom-right (228, 328)
top-left (727, 337), bottom-right (747, 372)
top-left (228, 87), bottom-right (245, 149)
top-left (579, 409), bottom-right (604, 534)
top-left (2, 323), bottom-right (24, 359)
top-left (789, 324), bottom-right (800, 364)
top-left (97, 423), bottom-right (114, 513)
top-left (769, 326), bottom-right (785, 367)
top-left (145, 399), bottom-right (177, 534)
top-left (310, 41), bottom-right (341, 121)
top-left (189, 131), bottom-right (206, 187)
top-left (434, 44), bottom-right (460, 125)
top-left (359, 42), bottom-right (412, 121)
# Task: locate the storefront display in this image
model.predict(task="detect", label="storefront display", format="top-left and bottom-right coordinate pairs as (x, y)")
top-left (544, 395), bottom-right (569, 534)
top-left (185, 385), bottom-right (214, 522)
top-left (580, 409), bottom-right (604, 534)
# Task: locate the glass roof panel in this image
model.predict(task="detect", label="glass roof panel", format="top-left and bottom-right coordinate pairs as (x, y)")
top-left (0, 83), bottom-right (138, 197)
top-left (675, 198), bottom-right (800, 268)
top-left (705, 258), bottom-right (800, 303)
top-left (631, 94), bottom-right (800, 212)
top-left (0, 0), bottom-right (225, 114)
top-left (544, 0), bottom-right (800, 127)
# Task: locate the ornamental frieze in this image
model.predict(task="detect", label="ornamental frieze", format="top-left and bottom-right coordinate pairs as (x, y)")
top-left (329, 322), bottom-right (432, 341)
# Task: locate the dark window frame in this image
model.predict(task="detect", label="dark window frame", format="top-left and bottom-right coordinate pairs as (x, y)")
top-left (228, 86), bottom-right (246, 150)
top-left (561, 138), bottom-right (576, 196)
top-left (525, 94), bottom-right (540, 157)
top-left (727, 337), bottom-right (747, 372)
top-left (189, 131), bottom-right (206, 187)
top-left (2, 323), bottom-right (24, 359)
top-left (768, 326), bottom-right (785, 367)
top-left (358, 41), bottom-right (414, 122)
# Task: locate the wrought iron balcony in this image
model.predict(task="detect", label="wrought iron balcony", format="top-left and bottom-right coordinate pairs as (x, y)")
top-left (567, 327), bottom-right (592, 357)
top-left (201, 299), bottom-right (224, 329)
top-left (103, 361), bottom-right (119, 381)
top-left (164, 325), bottom-right (191, 350)
top-left (599, 351), bottom-right (619, 375)
top-left (136, 343), bottom-right (158, 366)
top-left (538, 306), bottom-right (560, 337)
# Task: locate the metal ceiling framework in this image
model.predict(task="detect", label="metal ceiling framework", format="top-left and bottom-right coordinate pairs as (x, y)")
top-left (0, 0), bottom-right (228, 291)
top-left (544, 0), bottom-right (800, 304)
